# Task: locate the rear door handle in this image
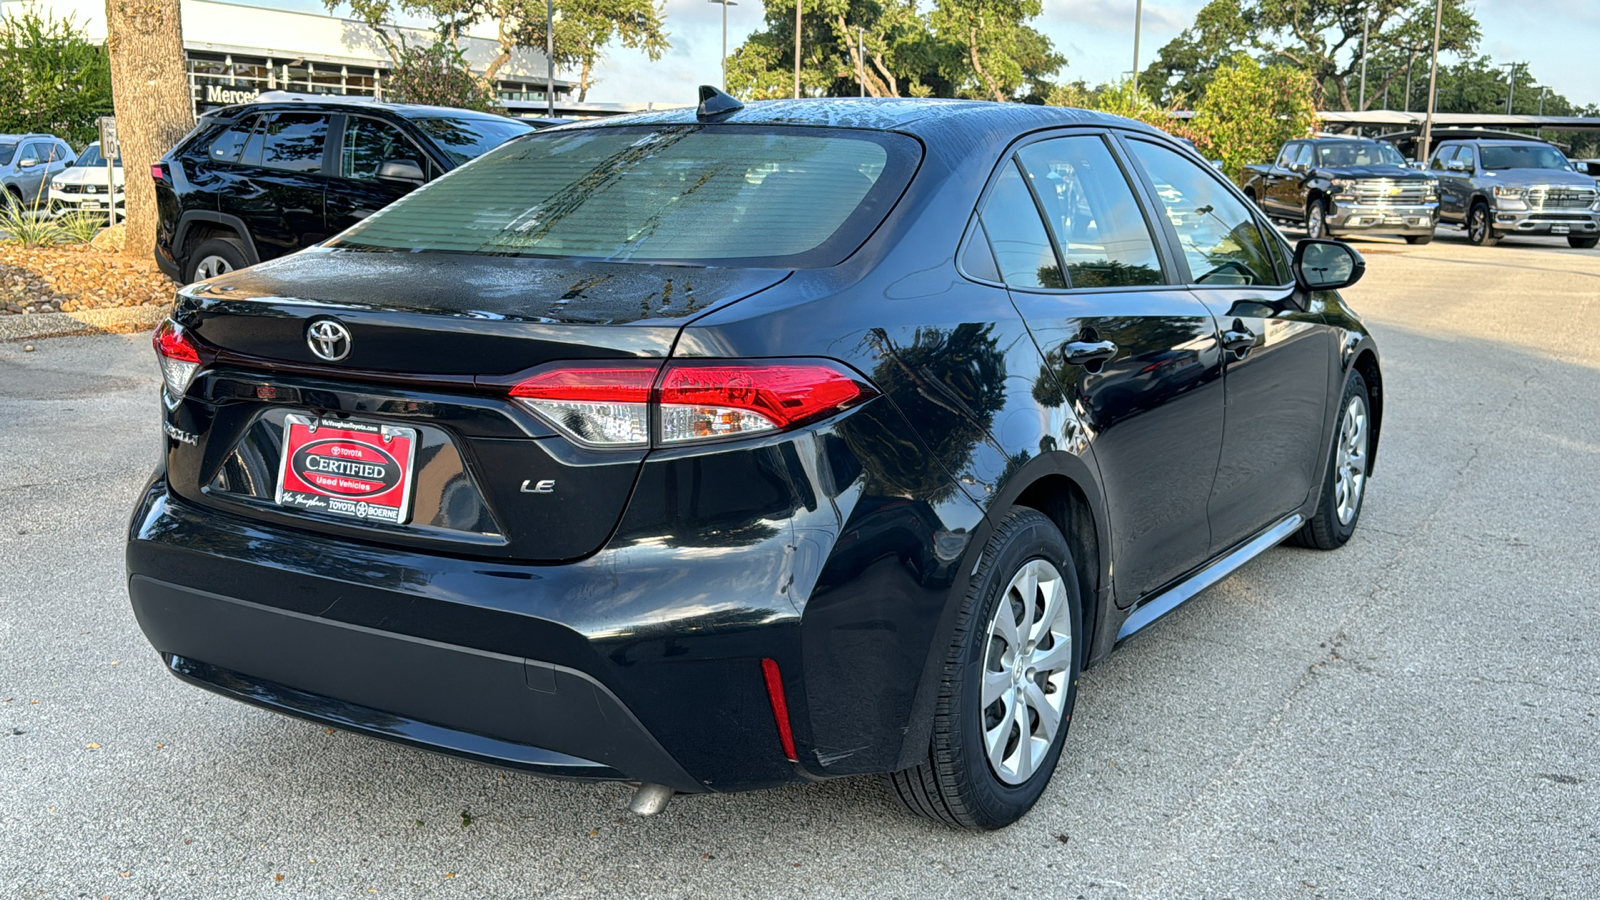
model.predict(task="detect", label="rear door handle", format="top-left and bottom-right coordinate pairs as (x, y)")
top-left (1065, 339), bottom-right (1119, 366)
top-left (1221, 324), bottom-right (1257, 356)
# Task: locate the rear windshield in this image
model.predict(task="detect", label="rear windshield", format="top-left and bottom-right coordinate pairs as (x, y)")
top-left (328, 125), bottom-right (920, 267)
top-left (1481, 144), bottom-right (1569, 171)
top-left (411, 115), bottom-right (535, 167)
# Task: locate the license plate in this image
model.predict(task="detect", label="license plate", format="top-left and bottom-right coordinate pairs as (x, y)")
top-left (274, 414), bottom-right (417, 524)
top-left (1383, 216), bottom-right (1404, 225)
top-left (1552, 225), bottom-right (1571, 234)
top-left (81, 200), bottom-right (102, 208)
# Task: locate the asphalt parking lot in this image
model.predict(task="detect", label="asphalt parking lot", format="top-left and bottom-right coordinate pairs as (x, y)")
top-left (2, 229), bottom-right (1597, 898)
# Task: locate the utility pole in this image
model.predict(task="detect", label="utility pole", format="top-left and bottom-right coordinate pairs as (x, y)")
top-left (708, 0), bottom-right (737, 90)
top-left (1358, 5), bottom-right (1371, 110)
top-left (1419, 0), bottom-right (1443, 163)
top-left (1131, 0), bottom-right (1144, 98)
top-left (857, 27), bottom-right (865, 96)
top-left (545, 0), bottom-right (555, 115)
top-left (794, 0), bottom-right (801, 99)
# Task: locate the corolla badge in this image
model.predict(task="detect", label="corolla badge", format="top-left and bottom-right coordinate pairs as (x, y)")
top-left (306, 318), bottom-right (352, 361)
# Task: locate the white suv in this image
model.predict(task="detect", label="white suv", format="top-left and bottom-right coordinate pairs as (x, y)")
top-left (49, 141), bottom-right (124, 220)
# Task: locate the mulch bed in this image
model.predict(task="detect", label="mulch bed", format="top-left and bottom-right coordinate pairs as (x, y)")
top-left (0, 244), bottom-right (175, 316)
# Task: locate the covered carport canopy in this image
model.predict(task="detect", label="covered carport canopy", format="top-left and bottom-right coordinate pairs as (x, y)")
top-left (1316, 111), bottom-right (1600, 159)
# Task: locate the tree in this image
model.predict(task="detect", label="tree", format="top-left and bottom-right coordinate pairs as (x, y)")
top-left (105, 0), bottom-right (193, 258)
top-left (1142, 0), bottom-right (1480, 110)
top-left (382, 35), bottom-right (497, 108)
top-left (929, 0), bottom-right (1062, 102)
top-left (1187, 54), bottom-right (1318, 179)
top-left (333, 0), bottom-right (667, 102)
top-left (0, 6), bottom-right (113, 147)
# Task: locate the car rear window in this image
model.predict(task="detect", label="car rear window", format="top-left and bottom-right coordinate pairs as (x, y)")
top-left (328, 125), bottom-right (920, 267)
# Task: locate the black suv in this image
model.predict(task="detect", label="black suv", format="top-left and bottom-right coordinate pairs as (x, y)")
top-left (152, 96), bottom-right (535, 283)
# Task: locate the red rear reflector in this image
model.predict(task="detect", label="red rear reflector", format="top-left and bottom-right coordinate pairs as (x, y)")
top-left (761, 658), bottom-right (799, 762)
top-left (659, 362), bottom-right (869, 429)
top-left (508, 364), bottom-right (658, 403)
top-left (152, 320), bottom-right (200, 363)
top-left (150, 163), bottom-right (166, 180)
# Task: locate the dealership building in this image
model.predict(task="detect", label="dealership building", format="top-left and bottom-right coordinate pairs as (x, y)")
top-left (3, 0), bottom-right (607, 116)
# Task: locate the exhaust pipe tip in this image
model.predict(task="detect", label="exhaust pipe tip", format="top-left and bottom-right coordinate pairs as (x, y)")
top-left (627, 783), bottom-right (675, 816)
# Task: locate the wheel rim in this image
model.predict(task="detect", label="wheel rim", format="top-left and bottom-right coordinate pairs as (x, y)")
top-left (1308, 204), bottom-right (1324, 237)
top-left (193, 254), bottom-right (234, 279)
top-left (980, 558), bottom-right (1073, 786)
top-left (1470, 207), bottom-right (1487, 242)
top-left (1334, 393), bottom-right (1369, 526)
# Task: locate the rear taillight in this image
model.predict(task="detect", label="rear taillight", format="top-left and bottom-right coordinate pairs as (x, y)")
top-left (152, 319), bottom-right (200, 399)
top-left (150, 163), bottom-right (166, 181)
top-left (507, 359), bottom-right (874, 448)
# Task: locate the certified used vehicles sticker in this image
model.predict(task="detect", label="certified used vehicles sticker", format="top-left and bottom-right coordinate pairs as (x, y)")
top-left (274, 414), bottom-right (417, 524)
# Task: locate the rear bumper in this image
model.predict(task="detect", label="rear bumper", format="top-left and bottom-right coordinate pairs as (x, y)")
top-left (133, 576), bottom-right (698, 789)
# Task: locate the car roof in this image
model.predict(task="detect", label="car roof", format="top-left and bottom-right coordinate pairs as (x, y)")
top-left (567, 97), bottom-right (1166, 141)
top-left (0, 133), bottom-right (58, 141)
top-left (1442, 137), bottom-right (1554, 147)
top-left (205, 94), bottom-right (525, 124)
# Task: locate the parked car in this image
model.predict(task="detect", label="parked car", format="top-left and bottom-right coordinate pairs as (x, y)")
top-left (1569, 158), bottom-right (1600, 184)
top-left (151, 96), bottom-right (536, 283)
top-left (129, 92), bottom-right (1381, 830)
top-left (49, 141), bottom-right (124, 220)
top-left (0, 133), bottom-right (75, 211)
top-left (1429, 139), bottom-right (1600, 248)
top-left (1239, 136), bottom-right (1439, 243)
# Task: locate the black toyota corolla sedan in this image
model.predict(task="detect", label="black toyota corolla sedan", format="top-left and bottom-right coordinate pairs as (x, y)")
top-left (128, 91), bottom-right (1381, 829)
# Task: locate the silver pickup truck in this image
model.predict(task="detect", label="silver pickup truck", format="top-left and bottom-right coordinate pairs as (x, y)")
top-left (1428, 139), bottom-right (1600, 249)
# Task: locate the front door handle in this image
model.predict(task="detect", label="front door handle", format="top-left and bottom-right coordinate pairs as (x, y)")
top-left (1221, 323), bottom-right (1256, 357)
top-left (1065, 339), bottom-right (1119, 366)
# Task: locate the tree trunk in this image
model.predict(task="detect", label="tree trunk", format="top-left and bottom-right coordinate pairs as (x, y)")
top-left (105, 0), bottom-right (193, 263)
top-left (968, 25), bottom-right (1003, 103)
top-left (578, 54), bottom-right (593, 102)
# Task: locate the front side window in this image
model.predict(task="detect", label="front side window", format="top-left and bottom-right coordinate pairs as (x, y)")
top-left (1455, 147), bottom-right (1477, 170)
top-left (979, 161), bottom-right (1063, 289)
top-left (1429, 146), bottom-right (1457, 170)
top-left (342, 117), bottom-right (420, 180)
top-left (330, 125), bottom-right (917, 267)
top-left (1481, 144), bottom-right (1569, 170)
top-left (1293, 144), bottom-right (1315, 168)
top-left (1276, 143), bottom-right (1300, 168)
top-left (1014, 136), bottom-right (1164, 288)
top-left (1128, 139), bottom-right (1281, 287)
top-left (18, 142), bottom-right (43, 164)
top-left (261, 113), bottom-right (330, 173)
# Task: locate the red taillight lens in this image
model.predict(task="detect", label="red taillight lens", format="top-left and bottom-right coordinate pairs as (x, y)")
top-left (508, 364), bottom-right (657, 404)
top-left (152, 319), bottom-right (201, 398)
top-left (658, 361), bottom-right (869, 443)
top-left (761, 658), bottom-right (799, 762)
top-left (150, 163), bottom-right (166, 181)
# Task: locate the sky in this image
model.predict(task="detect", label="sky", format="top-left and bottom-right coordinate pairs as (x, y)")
top-left (279, 0), bottom-right (1598, 108)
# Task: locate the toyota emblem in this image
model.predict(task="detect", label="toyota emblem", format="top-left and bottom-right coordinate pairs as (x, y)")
top-left (306, 318), bottom-right (352, 362)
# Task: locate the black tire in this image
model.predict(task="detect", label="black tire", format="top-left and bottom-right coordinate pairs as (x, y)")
top-left (2, 187), bottom-right (22, 213)
top-left (1305, 198), bottom-right (1329, 239)
top-left (184, 236), bottom-right (248, 283)
top-left (887, 507), bottom-right (1083, 830)
top-left (1292, 370), bottom-right (1371, 550)
top-left (1404, 233), bottom-right (1434, 245)
top-left (1466, 201), bottom-right (1500, 246)
top-left (1567, 236), bottom-right (1598, 250)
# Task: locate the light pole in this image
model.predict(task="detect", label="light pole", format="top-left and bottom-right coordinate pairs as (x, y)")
top-left (793, 0), bottom-right (801, 99)
top-left (545, 0), bottom-right (555, 115)
top-left (1131, 0), bottom-right (1144, 98)
top-left (857, 27), bottom-right (865, 96)
top-left (1419, 0), bottom-right (1443, 163)
top-left (708, 0), bottom-right (737, 90)
top-left (1403, 48), bottom-right (1416, 112)
top-left (1500, 62), bottom-right (1516, 114)
top-left (1358, 5), bottom-right (1371, 110)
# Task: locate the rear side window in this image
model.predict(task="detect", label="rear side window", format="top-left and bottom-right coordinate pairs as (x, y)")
top-left (262, 113), bottom-right (329, 173)
top-left (209, 117), bottom-right (258, 163)
top-left (330, 125), bottom-right (920, 267)
top-left (342, 116), bottom-right (421, 180)
top-left (978, 162), bottom-right (1063, 289)
top-left (1014, 136), bottom-right (1164, 288)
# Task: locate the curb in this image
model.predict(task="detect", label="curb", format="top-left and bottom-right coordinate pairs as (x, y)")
top-left (0, 305), bottom-right (169, 342)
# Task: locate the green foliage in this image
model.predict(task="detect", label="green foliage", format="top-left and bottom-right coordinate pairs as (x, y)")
top-left (0, 204), bottom-right (65, 248)
top-left (1142, 0), bottom-right (1479, 111)
top-left (57, 210), bottom-right (106, 243)
top-left (1188, 54), bottom-right (1319, 180)
top-left (0, 5), bottom-right (113, 146)
top-left (726, 0), bottom-right (1059, 101)
top-left (382, 36), bottom-right (497, 109)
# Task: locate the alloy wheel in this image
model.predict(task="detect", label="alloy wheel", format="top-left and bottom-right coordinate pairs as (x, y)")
top-left (193, 254), bottom-right (234, 279)
top-left (980, 558), bottom-right (1073, 786)
top-left (1470, 206), bottom-right (1488, 243)
top-left (1333, 393), bottom-right (1369, 526)
top-left (1307, 202), bottom-right (1325, 238)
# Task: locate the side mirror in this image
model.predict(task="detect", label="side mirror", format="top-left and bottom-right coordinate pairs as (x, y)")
top-left (1289, 162), bottom-right (1308, 174)
top-left (1293, 239), bottom-right (1365, 292)
top-left (18, 159), bottom-right (37, 169)
top-left (1446, 160), bottom-right (1469, 173)
top-left (378, 159), bottom-right (425, 183)
top-left (1409, 161), bottom-right (1427, 170)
